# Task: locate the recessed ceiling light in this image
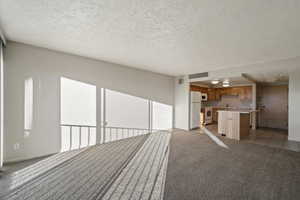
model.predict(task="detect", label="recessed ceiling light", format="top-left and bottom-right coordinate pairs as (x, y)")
top-left (223, 79), bottom-right (230, 84)
top-left (223, 83), bottom-right (230, 87)
top-left (211, 80), bottom-right (219, 84)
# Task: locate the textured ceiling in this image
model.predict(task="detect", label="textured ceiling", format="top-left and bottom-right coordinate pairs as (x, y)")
top-left (192, 71), bottom-right (289, 87)
top-left (192, 76), bottom-right (253, 88)
top-left (246, 71), bottom-right (289, 84)
top-left (1, 0), bottom-right (300, 76)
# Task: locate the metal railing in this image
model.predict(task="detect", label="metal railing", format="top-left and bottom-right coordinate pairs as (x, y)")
top-left (102, 126), bottom-right (149, 143)
top-left (61, 124), bottom-right (169, 152)
top-left (61, 124), bottom-right (97, 151)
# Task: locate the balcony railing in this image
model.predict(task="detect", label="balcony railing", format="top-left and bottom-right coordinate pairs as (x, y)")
top-left (61, 124), bottom-right (168, 152)
top-left (103, 126), bottom-right (149, 143)
top-left (61, 124), bottom-right (97, 152)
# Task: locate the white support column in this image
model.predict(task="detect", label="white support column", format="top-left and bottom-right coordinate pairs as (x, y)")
top-left (101, 88), bottom-right (106, 143)
top-left (148, 100), bottom-right (151, 133)
top-left (96, 87), bottom-right (102, 144)
top-left (288, 70), bottom-right (300, 142)
top-left (149, 100), bottom-right (153, 133)
top-left (251, 83), bottom-right (257, 130)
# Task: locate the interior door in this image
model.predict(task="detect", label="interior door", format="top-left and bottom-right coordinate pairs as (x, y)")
top-left (258, 85), bottom-right (288, 129)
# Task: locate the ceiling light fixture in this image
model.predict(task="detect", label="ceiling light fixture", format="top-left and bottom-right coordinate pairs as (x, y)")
top-left (211, 80), bottom-right (219, 84)
top-left (223, 79), bottom-right (230, 84)
top-left (223, 83), bottom-right (230, 87)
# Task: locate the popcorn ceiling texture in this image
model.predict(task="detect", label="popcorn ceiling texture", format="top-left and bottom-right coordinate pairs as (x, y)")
top-left (1, 0), bottom-right (300, 75)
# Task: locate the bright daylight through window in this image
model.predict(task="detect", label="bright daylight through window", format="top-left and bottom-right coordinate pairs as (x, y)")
top-left (60, 77), bottom-right (97, 152)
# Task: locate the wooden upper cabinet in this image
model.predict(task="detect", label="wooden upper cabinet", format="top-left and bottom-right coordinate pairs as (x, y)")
top-left (222, 86), bottom-right (252, 100)
top-left (239, 86), bottom-right (252, 100)
top-left (246, 87), bottom-right (252, 100)
top-left (190, 85), bottom-right (208, 93)
top-left (239, 88), bottom-right (246, 100)
top-left (207, 88), bottom-right (216, 101)
top-left (215, 89), bottom-right (222, 100)
top-left (190, 85), bottom-right (252, 101)
top-left (230, 87), bottom-right (242, 96)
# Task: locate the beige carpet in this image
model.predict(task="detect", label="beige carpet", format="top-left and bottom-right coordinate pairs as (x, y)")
top-left (164, 130), bottom-right (300, 200)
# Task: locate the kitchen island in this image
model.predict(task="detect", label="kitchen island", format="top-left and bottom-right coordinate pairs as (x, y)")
top-left (217, 110), bottom-right (250, 140)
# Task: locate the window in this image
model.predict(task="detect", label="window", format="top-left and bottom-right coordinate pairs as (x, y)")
top-left (60, 77), bottom-right (96, 151)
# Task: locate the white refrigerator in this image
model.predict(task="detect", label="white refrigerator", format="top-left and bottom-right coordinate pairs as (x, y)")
top-left (190, 91), bottom-right (202, 130)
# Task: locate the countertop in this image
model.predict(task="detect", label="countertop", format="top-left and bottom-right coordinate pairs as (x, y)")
top-left (210, 106), bottom-right (260, 112)
top-left (217, 110), bottom-right (260, 114)
top-left (217, 110), bottom-right (251, 114)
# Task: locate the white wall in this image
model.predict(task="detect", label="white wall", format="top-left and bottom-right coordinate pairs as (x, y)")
top-left (105, 89), bottom-right (149, 129)
top-left (4, 41), bottom-right (174, 162)
top-left (0, 42), bottom-right (4, 167)
top-left (288, 70), bottom-right (300, 142)
top-left (174, 76), bottom-right (190, 130)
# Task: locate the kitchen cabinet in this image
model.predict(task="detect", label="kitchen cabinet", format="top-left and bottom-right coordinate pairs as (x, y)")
top-left (212, 108), bottom-right (218, 122)
top-left (218, 111), bottom-right (250, 140)
top-left (207, 88), bottom-right (216, 101)
top-left (245, 87), bottom-right (252, 100)
top-left (215, 89), bottom-right (222, 100)
top-left (212, 107), bottom-right (224, 122)
top-left (231, 87), bottom-right (242, 96)
top-left (240, 87), bottom-right (252, 100)
top-left (218, 111), bottom-right (227, 134)
top-left (190, 85), bottom-right (208, 93)
top-left (190, 85), bottom-right (252, 101)
top-left (222, 86), bottom-right (252, 100)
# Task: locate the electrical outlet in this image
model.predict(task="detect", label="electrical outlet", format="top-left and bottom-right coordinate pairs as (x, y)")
top-left (14, 143), bottom-right (20, 150)
top-left (24, 131), bottom-right (30, 138)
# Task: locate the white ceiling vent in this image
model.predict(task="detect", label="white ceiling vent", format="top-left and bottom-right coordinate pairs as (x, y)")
top-left (189, 72), bottom-right (209, 79)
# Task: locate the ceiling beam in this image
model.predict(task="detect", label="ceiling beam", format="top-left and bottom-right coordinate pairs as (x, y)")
top-left (0, 25), bottom-right (6, 46)
top-left (242, 73), bottom-right (257, 83)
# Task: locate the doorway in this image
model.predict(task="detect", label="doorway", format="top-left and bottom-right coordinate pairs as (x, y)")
top-left (257, 84), bottom-right (289, 130)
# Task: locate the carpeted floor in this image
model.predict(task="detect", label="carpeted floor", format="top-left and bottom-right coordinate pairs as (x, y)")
top-left (1, 135), bottom-right (147, 200)
top-left (103, 132), bottom-right (170, 200)
top-left (0, 132), bottom-right (170, 200)
top-left (164, 130), bottom-right (300, 200)
top-left (0, 148), bottom-right (85, 195)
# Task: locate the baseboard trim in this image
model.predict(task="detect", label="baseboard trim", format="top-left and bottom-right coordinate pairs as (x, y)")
top-left (3, 153), bottom-right (56, 165)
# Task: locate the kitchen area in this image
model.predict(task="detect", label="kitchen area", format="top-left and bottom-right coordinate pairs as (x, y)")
top-left (188, 73), bottom-right (299, 151)
top-left (190, 81), bottom-right (257, 140)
